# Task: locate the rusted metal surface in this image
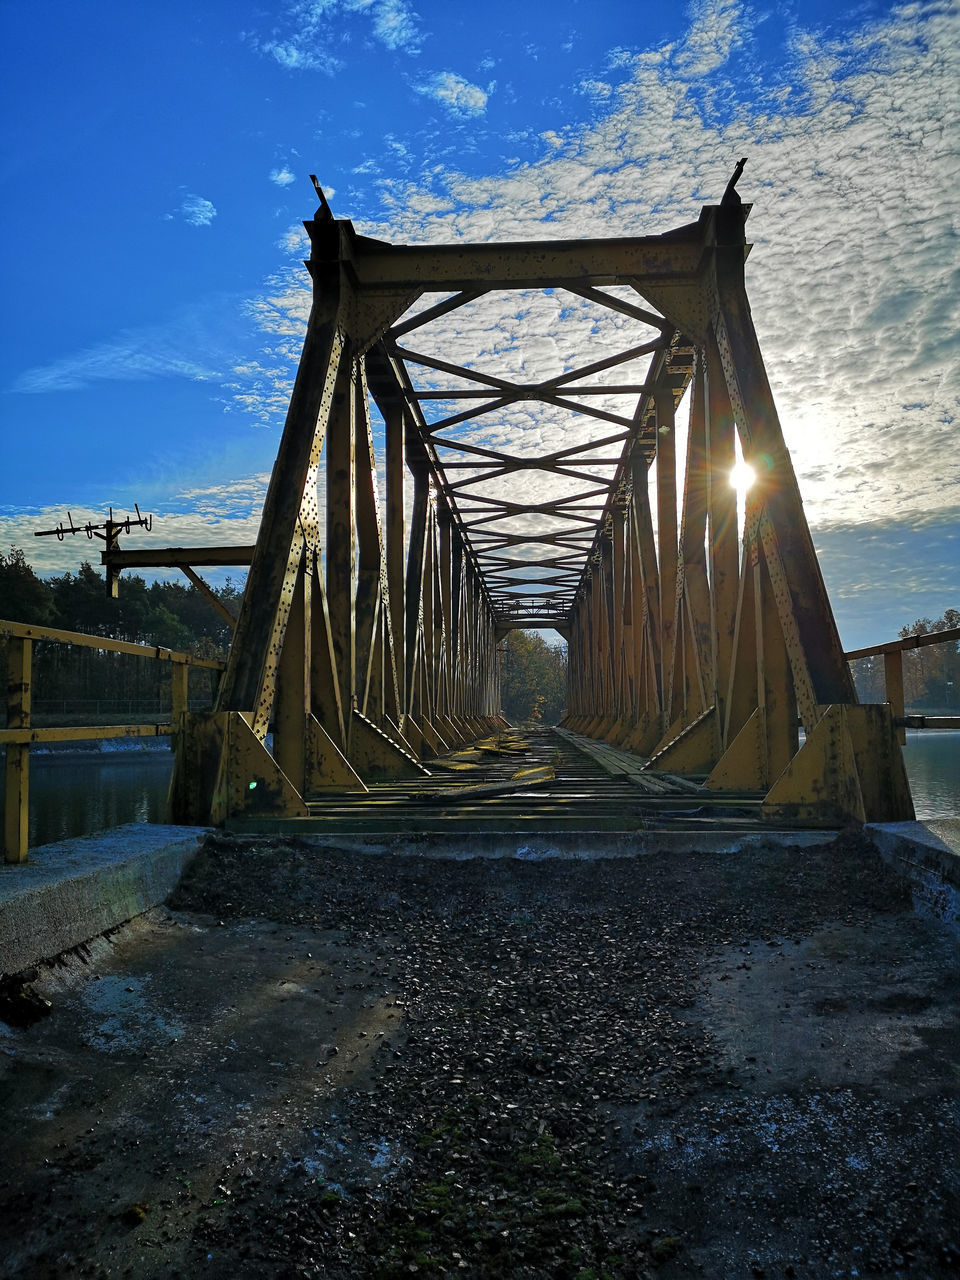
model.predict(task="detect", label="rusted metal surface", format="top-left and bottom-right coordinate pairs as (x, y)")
top-left (141, 176), bottom-right (918, 826)
top-left (226, 727), bottom-right (771, 837)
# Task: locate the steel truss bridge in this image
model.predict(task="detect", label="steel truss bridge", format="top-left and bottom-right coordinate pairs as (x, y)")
top-left (114, 178), bottom-right (916, 830)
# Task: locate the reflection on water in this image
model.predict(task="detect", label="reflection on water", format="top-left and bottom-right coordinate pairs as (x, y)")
top-left (901, 731), bottom-right (960, 821)
top-left (4, 731), bottom-right (959, 849)
top-left (25, 752), bottom-right (174, 848)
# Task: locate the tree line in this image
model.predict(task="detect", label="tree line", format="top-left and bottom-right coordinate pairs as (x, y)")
top-left (499, 629), bottom-right (567, 725)
top-left (0, 549), bottom-right (241, 718)
top-left (1, 548), bottom-right (572, 725)
top-left (4, 544), bottom-right (951, 723)
top-left (849, 608), bottom-right (960, 712)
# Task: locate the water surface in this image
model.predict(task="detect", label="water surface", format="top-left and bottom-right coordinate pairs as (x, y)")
top-left (6, 730), bottom-right (959, 850)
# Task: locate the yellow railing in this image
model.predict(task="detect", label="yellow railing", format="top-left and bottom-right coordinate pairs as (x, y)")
top-left (2, 619), bottom-right (956, 861)
top-left (845, 626), bottom-right (960, 743)
top-left (1, 620), bottom-right (225, 863)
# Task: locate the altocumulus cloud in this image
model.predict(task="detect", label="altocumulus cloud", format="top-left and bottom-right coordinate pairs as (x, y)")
top-left (416, 71), bottom-right (489, 116)
top-left (178, 194), bottom-right (217, 226)
top-left (251, 0), bottom-right (422, 71)
top-left (370, 0), bottom-right (421, 52)
top-left (0, 493), bottom-right (268, 577)
top-left (235, 0), bottom-right (958, 542)
top-left (270, 167), bottom-right (297, 186)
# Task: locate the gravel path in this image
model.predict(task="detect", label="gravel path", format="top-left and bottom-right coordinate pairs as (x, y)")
top-left (2, 831), bottom-right (958, 1279)
top-left (168, 833), bottom-right (959, 1279)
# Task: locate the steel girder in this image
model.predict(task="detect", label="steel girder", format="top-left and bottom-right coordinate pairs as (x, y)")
top-left (171, 187), bottom-right (914, 826)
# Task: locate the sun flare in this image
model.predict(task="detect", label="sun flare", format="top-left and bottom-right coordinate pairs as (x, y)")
top-left (729, 458), bottom-right (756, 497)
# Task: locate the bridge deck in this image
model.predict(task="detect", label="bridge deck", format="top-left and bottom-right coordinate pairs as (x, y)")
top-left (228, 727), bottom-right (772, 836)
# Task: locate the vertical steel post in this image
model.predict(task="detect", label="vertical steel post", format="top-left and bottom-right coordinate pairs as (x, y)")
top-left (655, 393), bottom-right (677, 727)
top-left (611, 504), bottom-right (626, 726)
top-left (705, 337), bottom-right (739, 742)
top-left (710, 210), bottom-right (856, 722)
top-left (274, 554), bottom-right (309, 791)
top-left (327, 360), bottom-right (358, 737)
top-left (4, 637), bottom-right (31, 863)
top-left (170, 659), bottom-right (189, 721)
top-left (354, 368), bottom-right (386, 721)
top-left (170, 655), bottom-right (189, 758)
top-left (405, 464), bottom-right (429, 719)
top-left (386, 401), bottom-right (406, 719)
top-left (884, 650), bottom-right (907, 746)
top-left (630, 451), bottom-right (660, 700)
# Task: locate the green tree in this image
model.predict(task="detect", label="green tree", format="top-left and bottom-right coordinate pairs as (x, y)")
top-left (147, 577), bottom-right (239, 652)
top-left (499, 629), bottom-right (567, 725)
top-left (898, 608), bottom-right (960, 710)
top-left (849, 653), bottom-right (885, 703)
top-left (48, 562), bottom-right (115, 635)
top-left (0, 552), bottom-right (245, 719)
top-left (0, 547), bottom-right (55, 625)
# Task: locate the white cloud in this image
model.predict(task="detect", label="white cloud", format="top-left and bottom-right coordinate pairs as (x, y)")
top-left (9, 300), bottom-right (240, 394)
top-left (270, 166), bottom-right (297, 186)
top-left (0, 491), bottom-right (268, 577)
top-left (250, 0), bottom-right (422, 72)
top-left (674, 0), bottom-right (745, 78)
top-left (179, 194), bottom-right (217, 226)
top-left (259, 38), bottom-right (339, 73)
top-left (277, 224), bottom-right (311, 255)
top-left (415, 70), bottom-right (489, 117)
top-left (371, 0), bottom-right (421, 52)
top-left (335, 1), bottom-right (957, 534)
top-left (579, 79), bottom-right (613, 100)
top-left (230, 0), bottom-right (958, 637)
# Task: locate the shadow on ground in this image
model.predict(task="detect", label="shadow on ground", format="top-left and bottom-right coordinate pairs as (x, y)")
top-left (2, 833), bottom-right (958, 1278)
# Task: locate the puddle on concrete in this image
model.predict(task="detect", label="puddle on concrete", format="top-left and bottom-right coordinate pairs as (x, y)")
top-left (81, 973), bottom-right (185, 1051)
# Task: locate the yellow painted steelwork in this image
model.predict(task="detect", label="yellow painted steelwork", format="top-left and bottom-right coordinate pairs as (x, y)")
top-left (1, 620), bottom-right (224, 862)
top-left (98, 171), bottom-right (925, 827)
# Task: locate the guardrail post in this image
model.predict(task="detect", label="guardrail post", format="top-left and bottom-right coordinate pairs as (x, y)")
top-left (170, 656), bottom-right (189, 750)
top-left (170, 657), bottom-right (189, 719)
top-left (884, 649), bottom-right (907, 746)
top-left (4, 636), bottom-right (32, 863)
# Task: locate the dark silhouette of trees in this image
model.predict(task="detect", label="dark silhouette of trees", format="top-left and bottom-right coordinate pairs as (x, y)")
top-left (897, 609), bottom-right (960, 710)
top-left (2, 548), bottom-right (954, 721)
top-left (0, 548), bottom-right (56, 626)
top-left (0, 551), bottom-right (244, 721)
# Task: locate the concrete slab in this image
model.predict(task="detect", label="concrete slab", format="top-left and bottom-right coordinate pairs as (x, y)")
top-left (866, 819), bottom-right (960, 929)
top-left (2, 816), bottom-right (955, 984)
top-left (0, 824), bottom-right (210, 976)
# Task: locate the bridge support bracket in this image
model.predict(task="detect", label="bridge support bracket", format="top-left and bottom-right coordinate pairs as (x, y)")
top-left (645, 705), bottom-right (721, 776)
top-left (350, 710), bottom-right (431, 780)
top-left (170, 711), bottom-right (309, 825)
top-left (707, 707), bottom-right (768, 792)
top-left (761, 703), bottom-right (915, 827)
top-left (306, 713), bottom-right (368, 794)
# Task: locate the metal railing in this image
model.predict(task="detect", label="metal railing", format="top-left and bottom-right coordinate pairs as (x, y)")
top-left (1, 619), bottom-right (225, 863)
top-left (2, 618), bottom-right (955, 861)
top-left (845, 626), bottom-right (960, 743)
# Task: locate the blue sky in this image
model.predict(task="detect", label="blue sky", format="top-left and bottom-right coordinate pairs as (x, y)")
top-left (1, 0), bottom-right (956, 650)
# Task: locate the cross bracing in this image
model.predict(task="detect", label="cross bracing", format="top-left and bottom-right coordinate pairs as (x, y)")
top-left (162, 177), bottom-right (916, 829)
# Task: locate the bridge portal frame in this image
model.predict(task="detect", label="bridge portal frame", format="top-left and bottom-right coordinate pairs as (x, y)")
top-left (169, 186), bottom-right (914, 828)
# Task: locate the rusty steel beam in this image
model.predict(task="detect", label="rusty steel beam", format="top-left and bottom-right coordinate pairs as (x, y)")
top-left (161, 183), bottom-right (914, 828)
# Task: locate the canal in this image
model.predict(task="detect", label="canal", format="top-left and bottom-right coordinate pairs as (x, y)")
top-left (5, 731), bottom-right (958, 849)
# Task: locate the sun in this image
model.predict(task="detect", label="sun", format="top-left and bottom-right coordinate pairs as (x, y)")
top-left (729, 457), bottom-right (756, 498)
